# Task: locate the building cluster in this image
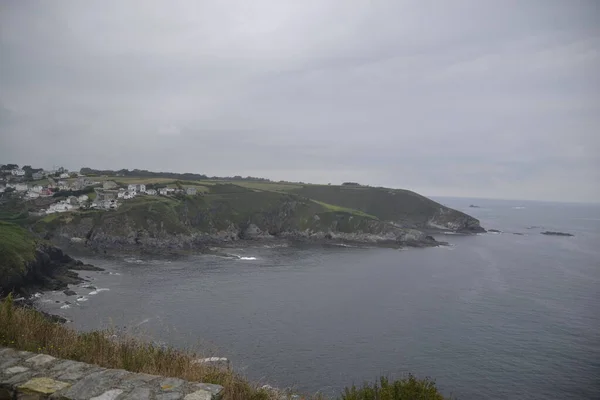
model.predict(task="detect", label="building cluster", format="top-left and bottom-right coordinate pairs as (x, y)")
top-left (1, 165), bottom-right (201, 216)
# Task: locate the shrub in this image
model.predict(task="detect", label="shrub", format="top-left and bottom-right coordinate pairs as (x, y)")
top-left (341, 375), bottom-right (446, 400)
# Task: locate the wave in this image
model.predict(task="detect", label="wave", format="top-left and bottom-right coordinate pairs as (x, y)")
top-left (124, 258), bottom-right (144, 264)
top-left (262, 243), bottom-right (289, 248)
top-left (512, 206), bottom-right (526, 210)
top-left (60, 304), bottom-right (71, 309)
top-left (219, 253), bottom-right (258, 260)
top-left (89, 288), bottom-right (110, 295)
top-left (76, 296), bottom-right (88, 302)
top-left (81, 284), bottom-right (96, 289)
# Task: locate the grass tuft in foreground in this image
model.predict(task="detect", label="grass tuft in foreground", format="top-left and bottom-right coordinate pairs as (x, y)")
top-left (0, 295), bottom-right (272, 400)
top-left (0, 295), bottom-right (448, 400)
top-left (341, 376), bottom-right (446, 400)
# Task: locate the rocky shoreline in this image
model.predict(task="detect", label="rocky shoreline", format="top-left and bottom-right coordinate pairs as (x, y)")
top-left (0, 243), bottom-right (103, 301)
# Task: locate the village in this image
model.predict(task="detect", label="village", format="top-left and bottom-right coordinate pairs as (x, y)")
top-left (0, 165), bottom-right (199, 215)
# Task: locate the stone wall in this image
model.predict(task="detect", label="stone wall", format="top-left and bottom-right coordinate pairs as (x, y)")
top-left (0, 347), bottom-right (223, 400)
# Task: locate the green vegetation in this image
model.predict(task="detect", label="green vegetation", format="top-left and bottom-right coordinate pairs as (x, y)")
top-left (291, 185), bottom-right (450, 226)
top-left (0, 297), bottom-right (448, 400)
top-left (0, 296), bottom-right (273, 400)
top-left (312, 200), bottom-right (378, 219)
top-left (341, 376), bottom-right (446, 400)
top-left (0, 222), bottom-right (38, 292)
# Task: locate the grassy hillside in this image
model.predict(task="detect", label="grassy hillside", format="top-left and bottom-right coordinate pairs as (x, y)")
top-left (290, 185), bottom-right (447, 226)
top-left (0, 222), bottom-right (38, 292)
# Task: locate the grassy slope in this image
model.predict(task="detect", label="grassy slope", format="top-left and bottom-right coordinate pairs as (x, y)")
top-left (290, 185), bottom-right (449, 226)
top-left (0, 298), bottom-right (448, 400)
top-left (0, 222), bottom-right (38, 292)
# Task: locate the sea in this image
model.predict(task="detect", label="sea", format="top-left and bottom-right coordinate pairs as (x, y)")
top-left (35, 197), bottom-right (600, 400)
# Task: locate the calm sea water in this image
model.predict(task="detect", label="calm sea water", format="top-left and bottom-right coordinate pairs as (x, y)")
top-left (38, 198), bottom-right (600, 399)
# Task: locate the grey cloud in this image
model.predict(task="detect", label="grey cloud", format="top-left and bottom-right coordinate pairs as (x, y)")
top-left (1, 0), bottom-right (599, 202)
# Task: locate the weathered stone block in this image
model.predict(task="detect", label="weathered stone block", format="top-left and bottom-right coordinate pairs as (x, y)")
top-left (0, 358), bottom-right (20, 369)
top-left (156, 393), bottom-right (183, 400)
top-left (194, 383), bottom-right (223, 396)
top-left (90, 388), bottom-right (124, 400)
top-left (184, 390), bottom-right (213, 400)
top-left (60, 369), bottom-right (129, 399)
top-left (18, 377), bottom-right (70, 395)
top-left (0, 348), bottom-right (18, 358)
top-left (160, 377), bottom-right (185, 391)
top-left (120, 387), bottom-right (152, 400)
top-left (25, 355), bottom-right (56, 368)
top-left (50, 360), bottom-right (96, 382)
top-left (5, 366), bottom-right (29, 375)
top-left (1, 371), bottom-right (35, 387)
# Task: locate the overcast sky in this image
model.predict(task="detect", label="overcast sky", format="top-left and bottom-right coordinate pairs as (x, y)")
top-left (1, 1), bottom-right (598, 202)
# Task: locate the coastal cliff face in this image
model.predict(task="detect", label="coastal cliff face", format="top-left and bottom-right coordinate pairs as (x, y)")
top-left (32, 184), bottom-right (483, 252)
top-left (0, 222), bottom-right (99, 296)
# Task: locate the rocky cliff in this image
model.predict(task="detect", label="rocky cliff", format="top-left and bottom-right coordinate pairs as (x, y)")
top-left (0, 222), bottom-right (101, 297)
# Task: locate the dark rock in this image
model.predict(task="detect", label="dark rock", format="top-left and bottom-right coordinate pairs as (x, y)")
top-left (541, 231), bottom-right (574, 237)
top-left (488, 229), bottom-right (502, 233)
top-left (513, 233), bottom-right (524, 236)
top-left (469, 204), bottom-right (480, 208)
top-left (68, 263), bottom-right (104, 271)
top-left (63, 289), bottom-right (77, 296)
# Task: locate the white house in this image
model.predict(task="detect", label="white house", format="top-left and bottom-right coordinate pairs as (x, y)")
top-left (46, 202), bottom-right (74, 214)
top-left (78, 195), bottom-right (89, 204)
top-left (128, 184), bottom-right (146, 193)
top-left (146, 189), bottom-right (157, 195)
top-left (30, 185), bottom-right (44, 193)
top-left (93, 199), bottom-right (119, 210)
top-left (159, 188), bottom-right (169, 196)
top-left (59, 173), bottom-right (70, 179)
top-left (15, 183), bottom-right (28, 192)
top-left (26, 191), bottom-right (40, 199)
top-left (186, 187), bottom-right (197, 195)
top-left (11, 169), bottom-right (25, 176)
